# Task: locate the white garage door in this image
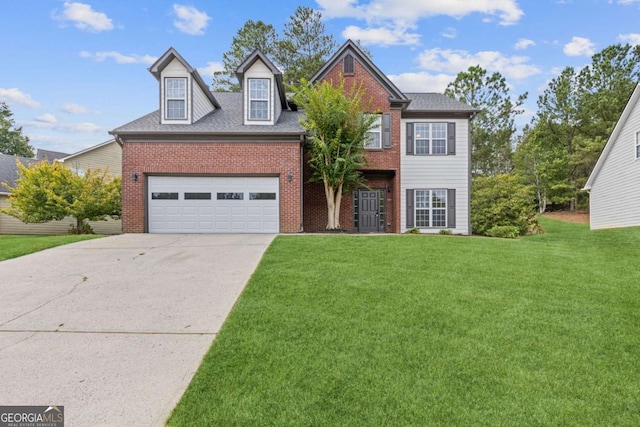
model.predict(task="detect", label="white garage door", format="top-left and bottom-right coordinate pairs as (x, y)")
top-left (148, 176), bottom-right (279, 233)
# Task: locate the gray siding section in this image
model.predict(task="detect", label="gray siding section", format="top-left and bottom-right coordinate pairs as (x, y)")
top-left (192, 79), bottom-right (214, 122)
top-left (590, 98), bottom-right (640, 229)
top-left (62, 141), bottom-right (122, 178)
top-left (400, 118), bottom-right (470, 234)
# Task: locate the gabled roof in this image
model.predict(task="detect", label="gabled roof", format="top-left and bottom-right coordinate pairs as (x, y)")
top-left (235, 49), bottom-right (288, 108)
top-left (36, 149), bottom-right (70, 161)
top-left (58, 139), bottom-right (118, 162)
top-left (0, 153), bottom-right (39, 194)
top-left (311, 39), bottom-right (409, 106)
top-left (148, 47), bottom-right (221, 109)
top-left (584, 81), bottom-right (640, 190)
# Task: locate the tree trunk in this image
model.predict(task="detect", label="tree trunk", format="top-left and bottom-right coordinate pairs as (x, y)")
top-left (333, 183), bottom-right (343, 229)
top-left (324, 181), bottom-right (336, 229)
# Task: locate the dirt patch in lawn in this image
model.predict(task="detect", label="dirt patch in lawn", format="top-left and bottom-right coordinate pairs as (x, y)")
top-left (542, 211), bottom-right (589, 224)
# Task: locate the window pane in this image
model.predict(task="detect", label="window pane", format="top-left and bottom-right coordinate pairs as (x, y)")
top-left (415, 190), bottom-right (430, 208)
top-left (250, 100), bottom-right (268, 120)
top-left (217, 192), bottom-right (244, 200)
top-left (167, 100), bottom-right (185, 119)
top-left (366, 132), bottom-right (381, 148)
top-left (249, 79), bottom-right (269, 99)
top-left (250, 192), bottom-right (277, 200)
top-left (432, 123), bottom-right (447, 138)
top-left (415, 139), bottom-right (429, 154)
top-left (432, 139), bottom-right (446, 154)
top-left (432, 190), bottom-right (447, 208)
top-left (414, 123), bottom-right (429, 139)
top-left (152, 192), bottom-right (178, 200)
top-left (184, 192), bottom-right (211, 200)
top-left (432, 209), bottom-right (446, 227)
top-left (416, 209), bottom-right (429, 227)
top-left (166, 78), bottom-right (185, 98)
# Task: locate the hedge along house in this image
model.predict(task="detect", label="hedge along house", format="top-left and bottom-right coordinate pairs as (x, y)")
top-left (111, 41), bottom-right (475, 234)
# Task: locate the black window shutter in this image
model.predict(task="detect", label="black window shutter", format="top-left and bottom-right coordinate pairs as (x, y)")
top-left (406, 189), bottom-right (415, 228)
top-left (344, 54), bottom-right (354, 74)
top-left (447, 189), bottom-right (456, 228)
top-left (382, 113), bottom-right (391, 148)
top-left (447, 122), bottom-right (456, 155)
top-left (406, 123), bottom-right (414, 155)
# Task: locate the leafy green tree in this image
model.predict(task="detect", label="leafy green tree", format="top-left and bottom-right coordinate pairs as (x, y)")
top-left (471, 173), bottom-right (540, 236)
top-left (212, 20), bottom-right (279, 91)
top-left (0, 102), bottom-right (34, 157)
top-left (445, 66), bottom-right (527, 176)
top-left (514, 125), bottom-right (572, 213)
top-left (276, 6), bottom-right (337, 86)
top-left (293, 78), bottom-right (377, 229)
top-left (2, 161), bottom-right (121, 234)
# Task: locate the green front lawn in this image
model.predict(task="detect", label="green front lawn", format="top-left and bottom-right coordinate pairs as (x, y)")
top-left (0, 234), bottom-right (103, 261)
top-left (169, 219), bottom-right (640, 426)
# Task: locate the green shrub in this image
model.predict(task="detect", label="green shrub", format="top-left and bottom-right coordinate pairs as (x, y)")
top-left (439, 229), bottom-right (452, 235)
top-left (405, 227), bottom-right (420, 234)
top-left (486, 225), bottom-right (520, 239)
top-left (471, 173), bottom-right (540, 237)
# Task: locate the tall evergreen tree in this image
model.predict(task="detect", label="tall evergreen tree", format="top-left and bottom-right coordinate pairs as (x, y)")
top-left (0, 102), bottom-right (34, 157)
top-left (445, 66), bottom-right (527, 176)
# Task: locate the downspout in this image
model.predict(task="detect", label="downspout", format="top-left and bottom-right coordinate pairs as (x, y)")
top-left (300, 135), bottom-right (305, 232)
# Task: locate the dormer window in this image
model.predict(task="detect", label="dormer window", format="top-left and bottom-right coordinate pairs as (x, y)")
top-left (165, 77), bottom-right (187, 120)
top-left (249, 78), bottom-right (270, 120)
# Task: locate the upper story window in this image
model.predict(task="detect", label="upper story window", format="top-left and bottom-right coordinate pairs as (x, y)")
top-left (165, 78), bottom-right (187, 120)
top-left (365, 114), bottom-right (382, 149)
top-left (636, 131), bottom-right (640, 159)
top-left (249, 78), bottom-right (270, 120)
top-left (415, 123), bottom-right (447, 155)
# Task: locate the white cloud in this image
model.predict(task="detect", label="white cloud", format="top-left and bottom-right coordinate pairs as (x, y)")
top-left (35, 113), bottom-right (57, 123)
top-left (79, 51), bottom-right (157, 65)
top-left (615, 0), bottom-right (640, 4)
top-left (441, 27), bottom-right (458, 39)
top-left (417, 48), bottom-right (541, 80)
top-left (342, 25), bottom-right (420, 46)
top-left (515, 38), bottom-right (535, 50)
top-left (388, 72), bottom-right (455, 93)
top-left (197, 61), bottom-right (224, 79)
top-left (172, 4), bottom-right (210, 36)
top-left (318, 0), bottom-right (523, 45)
top-left (0, 88), bottom-right (40, 109)
top-left (618, 33), bottom-right (640, 45)
top-left (563, 36), bottom-right (595, 57)
top-left (20, 120), bottom-right (102, 133)
top-left (61, 102), bottom-right (96, 114)
top-left (53, 2), bottom-right (114, 32)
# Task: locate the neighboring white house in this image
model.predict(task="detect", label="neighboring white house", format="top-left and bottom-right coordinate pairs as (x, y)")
top-left (584, 82), bottom-right (640, 230)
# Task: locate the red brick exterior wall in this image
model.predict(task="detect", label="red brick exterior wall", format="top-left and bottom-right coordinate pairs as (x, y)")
top-left (303, 56), bottom-right (401, 232)
top-left (122, 141), bottom-right (302, 233)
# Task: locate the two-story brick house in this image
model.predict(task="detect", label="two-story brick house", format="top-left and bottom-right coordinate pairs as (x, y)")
top-left (111, 40), bottom-right (475, 234)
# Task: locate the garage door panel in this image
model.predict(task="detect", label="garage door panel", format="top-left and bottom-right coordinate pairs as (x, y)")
top-left (148, 176), bottom-right (279, 233)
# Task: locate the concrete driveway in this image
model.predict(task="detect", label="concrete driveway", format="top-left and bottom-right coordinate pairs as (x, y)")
top-left (0, 233), bottom-right (275, 426)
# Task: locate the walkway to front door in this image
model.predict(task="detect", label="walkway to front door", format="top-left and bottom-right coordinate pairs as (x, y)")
top-left (357, 189), bottom-right (385, 232)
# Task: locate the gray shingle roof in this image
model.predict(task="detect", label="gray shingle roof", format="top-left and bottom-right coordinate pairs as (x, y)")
top-left (111, 92), bottom-right (304, 135)
top-left (36, 149), bottom-right (70, 161)
top-left (404, 93), bottom-right (477, 113)
top-left (0, 154), bottom-right (39, 192)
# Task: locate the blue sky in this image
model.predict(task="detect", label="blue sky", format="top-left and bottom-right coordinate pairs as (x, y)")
top-left (1, 0), bottom-right (639, 154)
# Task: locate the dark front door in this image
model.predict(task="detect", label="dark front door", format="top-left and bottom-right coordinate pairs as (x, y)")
top-left (358, 190), bottom-right (381, 232)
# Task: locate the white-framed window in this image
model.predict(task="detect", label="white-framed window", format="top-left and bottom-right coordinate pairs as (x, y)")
top-left (415, 189), bottom-right (447, 227)
top-left (365, 114), bottom-right (382, 149)
top-left (636, 131), bottom-right (640, 159)
top-left (414, 123), bottom-right (447, 155)
top-left (165, 77), bottom-right (187, 119)
top-left (249, 78), bottom-right (270, 120)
